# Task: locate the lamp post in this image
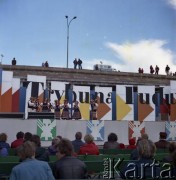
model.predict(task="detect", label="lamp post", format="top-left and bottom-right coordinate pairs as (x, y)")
top-left (0, 54), bottom-right (4, 64)
top-left (65, 15), bottom-right (77, 68)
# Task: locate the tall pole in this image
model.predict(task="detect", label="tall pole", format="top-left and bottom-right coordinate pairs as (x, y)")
top-left (65, 15), bottom-right (77, 68)
top-left (0, 54), bottom-right (4, 64)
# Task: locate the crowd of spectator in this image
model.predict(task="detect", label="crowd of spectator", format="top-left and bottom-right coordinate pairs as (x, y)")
top-left (0, 131), bottom-right (176, 179)
top-left (139, 65), bottom-right (176, 76)
top-left (8, 57), bottom-right (176, 78)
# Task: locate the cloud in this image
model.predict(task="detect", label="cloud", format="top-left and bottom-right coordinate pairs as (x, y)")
top-left (105, 40), bottom-right (175, 74)
top-left (167, 0), bottom-right (176, 9)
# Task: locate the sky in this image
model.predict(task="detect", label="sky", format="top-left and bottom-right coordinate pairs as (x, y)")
top-left (0, 0), bottom-right (176, 74)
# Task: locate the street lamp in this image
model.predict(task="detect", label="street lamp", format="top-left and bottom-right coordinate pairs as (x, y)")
top-left (65, 15), bottom-right (77, 68)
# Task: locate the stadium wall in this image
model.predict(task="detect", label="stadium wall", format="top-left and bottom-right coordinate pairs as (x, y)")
top-left (0, 119), bottom-right (173, 147)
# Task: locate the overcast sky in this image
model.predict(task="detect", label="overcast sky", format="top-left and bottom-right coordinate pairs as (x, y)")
top-left (0, 0), bottom-right (176, 74)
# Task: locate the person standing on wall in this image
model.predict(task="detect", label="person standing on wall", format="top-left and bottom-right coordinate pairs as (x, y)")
top-left (78, 58), bottom-right (82, 69)
top-left (155, 65), bottom-right (159, 75)
top-left (165, 65), bottom-right (170, 75)
top-left (12, 57), bottom-right (17, 65)
top-left (73, 58), bottom-right (78, 69)
top-left (150, 65), bottom-right (154, 74)
top-left (45, 61), bottom-right (49, 67)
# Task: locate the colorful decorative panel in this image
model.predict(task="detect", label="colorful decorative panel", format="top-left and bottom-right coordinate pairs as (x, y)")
top-left (37, 119), bottom-right (56, 141)
top-left (137, 86), bottom-right (155, 121)
top-left (159, 86), bottom-right (170, 121)
top-left (165, 121), bottom-right (176, 141)
top-left (116, 85), bottom-right (134, 121)
top-left (1, 71), bottom-right (13, 112)
top-left (170, 81), bottom-right (176, 121)
top-left (128, 121), bottom-right (145, 141)
top-left (94, 86), bottom-right (112, 120)
top-left (0, 69), bottom-right (2, 111)
top-left (12, 78), bottom-right (20, 112)
top-left (86, 120), bottom-right (104, 141)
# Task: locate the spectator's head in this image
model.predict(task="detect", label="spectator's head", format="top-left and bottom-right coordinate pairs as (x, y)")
top-left (159, 132), bottom-right (167, 140)
top-left (75, 132), bottom-right (82, 140)
top-left (57, 135), bottom-right (62, 140)
top-left (51, 137), bottom-right (60, 146)
top-left (141, 133), bottom-right (149, 140)
top-left (56, 138), bottom-right (73, 158)
top-left (31, 135), bottom-right (41, 147)
top-left (17, 141), bottom-right (36, 160)
top-left (137, 139), bottom-right (156, 159)
top-left (0, 133), bottom-right (7, 142)
top-left (24, 132), bottom-right (32, 142)
top-left (108, 133), bottom-right (118, 142)
top-left (16, 131), bottom-right (24, 139)
top-left (168, 142), bottom-right (176, 154)
top-left (129, 138), bottom-right (136, 146)
top-left (84, 134), bottom-right (94, 144)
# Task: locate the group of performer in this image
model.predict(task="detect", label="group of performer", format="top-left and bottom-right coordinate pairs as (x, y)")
top-left (28, 97), bottom-right (98, 120)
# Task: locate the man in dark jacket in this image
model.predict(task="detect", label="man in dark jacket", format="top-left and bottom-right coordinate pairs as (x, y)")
top-left (12, 57), bottom-right (17, 65)
top-left (73, 58), bottom-right (78, 69)
top-left (72, 132), bottom-right (85, 153)
top-left (78, 58), bottom-right (82, 69)
top-left (155, 132), bottom-right (170, 149)
top-left (53, 138), bottom-right (87, 179)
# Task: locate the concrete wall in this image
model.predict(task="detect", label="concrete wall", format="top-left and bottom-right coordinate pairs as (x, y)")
top-left (0, 119), bottom-right (166, 147)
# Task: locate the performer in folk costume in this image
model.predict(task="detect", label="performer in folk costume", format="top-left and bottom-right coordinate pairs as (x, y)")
top-left (35, 98), bottom-right (42, 112)
top-left (72, 101), bottom-right (82, 120)
top-left (61, 99), bottom-right (70, 120)
top-left (40, 98), bottom-right (49, 112)
top-left (90, 99), bottom-right (98, 120)
top-left (54, 100), bottom-right (62, 120)
top-left (28, 97), bottom-right (36, 112)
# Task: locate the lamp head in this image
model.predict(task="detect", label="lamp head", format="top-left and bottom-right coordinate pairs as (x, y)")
top-left (73, 16), bottom-right (77, 19)
top-left (65, 15), bottom-right (68, 18)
